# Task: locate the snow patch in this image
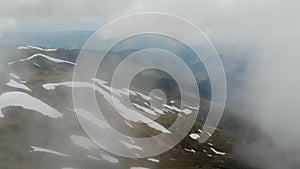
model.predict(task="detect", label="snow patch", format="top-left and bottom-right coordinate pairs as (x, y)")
top-left (147, 158), bottom-right (160, 163)
top-left (189, 133), bottom-right (200, 140)
top-left (20, 53), bottom-right (76, 65)
top-left (30, 146), bottom-right (69, 157)
top-left (119, 140), bottom-right (143, 150)
top-left (70, 135), bottom-right (98, 150)
top-left (18, 45), bottom-right (58, 52)
top-left (0, 91), bottom-right (62, 118)
top-left (184, 148), bottom-right (196, 153)
top-left (101, 154), bottom-right (119, 164)
top-left (9, 73), bottom-right (20, 79)
top-left (6, 79), bottom-right (31, 91)
top-left (43, 81), bottom-right (170, 134)
top-left (132, 103), bottom-right (156, 115)
top-left (87, 155), bottom-right (99, 161)
top-left (210, 147), bottom-right (226, 155)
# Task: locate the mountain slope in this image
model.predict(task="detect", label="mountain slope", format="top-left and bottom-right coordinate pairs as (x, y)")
top-left (0, 45), bottom-right (252, 169)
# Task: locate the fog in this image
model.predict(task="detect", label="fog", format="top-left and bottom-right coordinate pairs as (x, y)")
top-left (1, 0), bottom-right (300, 169)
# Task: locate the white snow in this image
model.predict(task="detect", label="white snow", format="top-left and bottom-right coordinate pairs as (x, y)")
top-left (124, 120), bottom-right (134, 128)
top-left (17, 46), bottom-right (30, 50)
top-left (0, 91), bottom-right (63, 118)
top-left (101, 154), bottom-right (119, 163)
top-left (70, 135), bottom-right (98, 150)
top-left (43, 82), bottom-right (78, 90)
top-left (75, 108), bottom-right (110, 130)
top-left (87, 155), bottom-right (100, 160)
top-left (43, 81), bottom-right (171, 134)
top-left (25, 45), bottom-right (44, 51)
top-left (206, 132), bottom-right (212, 137)
top-left (135, 91), bottom-right (152, 101)
top-left (170, 100), bottom-right (175, 103)
top-left (7, 61), bottom-right (15, 65)
top-left (184, 148), bottom-right (196, 153)
top-left (163, 104), bottom-right (182, 112)
top-left (163, 104), bottom-right (193, 115)
top-left (92, 78), bottom-right (107, 85)
top-left (132, 103), bottom-right (156, 115)
top-left (189, 133), bottom-right (200, 140)
top-left (30, 146), bottom-right (69, 157)
top-left (184, 104), bottom-right (199, 110)
top-left (154, 96), bottom-right (164, 100)
top-left (33, 62), bottom-right (42, 67)
top-left (119, 140), bottom-right (143, 150)
top-left (44, 48), bottom-right (58, 52)
top-left (122, 88), bottom-right (137, 96)
top-left (6, 79), bottom-right (31, 91)
top-left (113, 97), bottom-right (171, 134)
top-left (181, 108), bottom-right (192, 115)
top-left (147, 158), bottom-right (160, 163)
top-left (20, 53), bottom-right (76, 65)
top-left (152, 106), bottom-right (164, 114)
top-left (210, 147), bottom-right (226, 155)
top-left (9, 73), bottom-right (20, 79)
top-left (18, 45), bottom-right (58, 52)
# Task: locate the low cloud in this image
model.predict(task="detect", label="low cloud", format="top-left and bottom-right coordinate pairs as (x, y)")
top-left (0, 18), bottom-right (17, 38)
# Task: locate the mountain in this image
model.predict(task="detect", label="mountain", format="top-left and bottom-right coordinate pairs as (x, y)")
top-left (0, 31), bottom-right (94, 49)
top-left (0, 45), bottom-right (252, 169)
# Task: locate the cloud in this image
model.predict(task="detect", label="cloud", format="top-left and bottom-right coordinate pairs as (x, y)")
top-left (0, 18), bottom-right (17, 38)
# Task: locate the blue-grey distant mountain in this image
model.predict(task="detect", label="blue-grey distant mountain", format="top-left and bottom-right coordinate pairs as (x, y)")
top-left (0, 31), bottom-right (94, 49)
